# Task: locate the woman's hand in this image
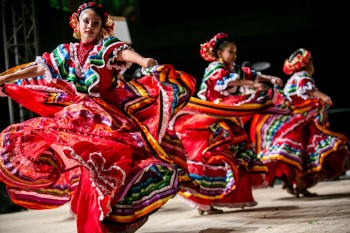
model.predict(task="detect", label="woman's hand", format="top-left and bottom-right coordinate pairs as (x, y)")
top-left (320, 93), bottom-right (332, 106)
top-left (140, 58), bottom-right (157, 68)
top-left (270, 76), bottom-right (283, 87)
top-left (253, 82), bottom-right (265, 91)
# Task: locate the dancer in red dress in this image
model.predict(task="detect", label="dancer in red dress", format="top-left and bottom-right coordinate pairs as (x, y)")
top-left (0, 2), bottom-right (199, 232)
top-left (172, 33), bottom-right (283, 214)
top-left (250, 48), bottom-right (350, 197)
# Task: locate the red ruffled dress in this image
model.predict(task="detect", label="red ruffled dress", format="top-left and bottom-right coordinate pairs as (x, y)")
top-left (251, 71), bottom-right (350, 189)
top-left (173, 61), bottom-right (269, 211)
top-left (0, 37), bottom-right (199, 233)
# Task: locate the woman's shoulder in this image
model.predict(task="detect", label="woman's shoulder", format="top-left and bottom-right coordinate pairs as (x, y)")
top-left (99, 37), bottom-right (129, 47)
top-left (205, 61), bottom-right (227, 72)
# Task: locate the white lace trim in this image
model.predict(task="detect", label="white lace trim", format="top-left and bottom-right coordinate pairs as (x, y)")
top-left (214, 73), bottom-right (240, 92)
top-left (296, 81), bottom-right (316, 100)
top-left (106, 44), bottom-right (133, 71)
top-left (177, 184), bottom-right (199, 195)
top-left (69, 41), bottom-right (102, 78)
top-left (35, 56), bottom-right (56, 83)
top-left (157, 83), bottom-right (170, 144)
top-left (23, 85), bottom-right (66, 93)
top-left (232, 92), bottom-right (256, 106)
top-left (179, 194), bottom-right (211, 210)
top-left (212, 200), bottom-right (258, 208)
top-left (63, 147), bottom-right (126, 221)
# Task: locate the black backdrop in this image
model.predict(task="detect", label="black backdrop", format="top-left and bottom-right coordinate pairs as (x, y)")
top-left (0, 0), bottom-right (348, 136)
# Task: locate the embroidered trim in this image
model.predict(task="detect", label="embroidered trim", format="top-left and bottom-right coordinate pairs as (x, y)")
top-left (35, 56), bottom-right (55, 83)
top-left (69, 41), bottom-right (102, 78)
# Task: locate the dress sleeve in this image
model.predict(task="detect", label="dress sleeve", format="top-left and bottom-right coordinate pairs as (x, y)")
top-left (36, 44), bottom-right (71, 83)
top-left (241, 66), bottom-right (258, 81)
top-left (98, 37), bottom-right (133, 72)
top-left (197, 62), bottom-right (239, 100)
top-left (295, 73), bottom-right (317, 99)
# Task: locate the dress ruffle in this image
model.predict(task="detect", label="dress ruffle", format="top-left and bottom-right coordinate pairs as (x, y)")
top-left (0, 64), bottom-right (199, 233)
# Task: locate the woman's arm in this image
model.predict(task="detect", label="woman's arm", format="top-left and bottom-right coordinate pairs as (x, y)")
top-left (256, 74), bottom-right (283, 87)
top-left (228, 79), bottom-right (265, 91)
top-left (114, 49), bottom-right (157, 68)
top-left (306, 89), bottom-right (332, 106)
top-left (0, 64), bottom-right (45, 86)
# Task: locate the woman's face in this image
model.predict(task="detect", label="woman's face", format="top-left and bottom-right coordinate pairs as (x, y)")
top-left (78, 9), bottom-right (102, 43)
top-left (218, 43), bottom-right (237, 65)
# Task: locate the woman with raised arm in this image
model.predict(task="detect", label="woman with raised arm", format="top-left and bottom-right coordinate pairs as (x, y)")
top-left (0, 2), bottom-right (198, 232)
top-left (173, 33), bottom-right (283, 215)
top-left (251, 48), bottom-right (350, 197)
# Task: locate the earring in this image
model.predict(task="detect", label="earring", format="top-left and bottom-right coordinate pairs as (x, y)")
top-left (217, 57), bottom-right (224, 64)
top-left (97, 30), bottom-right (104, 40)
top-left (73, 31), bottom-right (81, 39)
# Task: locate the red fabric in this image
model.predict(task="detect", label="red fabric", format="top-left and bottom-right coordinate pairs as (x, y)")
top-left (77, 40), bottom-right (98, 66)
top-left (213, 168), bottom-right (259, 207)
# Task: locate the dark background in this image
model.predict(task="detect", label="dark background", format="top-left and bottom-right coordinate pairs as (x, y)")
top-left (0, 0), bottom-right (348, 136)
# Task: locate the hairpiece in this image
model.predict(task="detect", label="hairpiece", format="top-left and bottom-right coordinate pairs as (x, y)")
top-left (69, 2), bottom-right (114, 40)
top-left (283, 48), bottom-right (311, 75)
top-left (200, 32), bottom-right (228, 61)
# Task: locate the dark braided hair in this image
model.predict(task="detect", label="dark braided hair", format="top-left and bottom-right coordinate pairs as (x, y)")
top-left (213, 38), bottom-right (236, 59)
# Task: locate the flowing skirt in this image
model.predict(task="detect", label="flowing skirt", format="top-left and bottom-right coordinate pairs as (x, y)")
top-left (170, 90), bottom-right (280, 210)
top-left (0, 64), bottom-right (199, 232)
top-left (250, 100), bottom-right (350, 188)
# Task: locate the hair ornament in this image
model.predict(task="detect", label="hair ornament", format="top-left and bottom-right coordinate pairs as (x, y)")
top-left (200, 32), bottom-right (228, 61)
top-left (283, 48), bottom-right (312, 75)
top-left (69, 2), bottom-right (114, 39)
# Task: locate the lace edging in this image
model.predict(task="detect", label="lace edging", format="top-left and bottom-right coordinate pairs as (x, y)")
top-left (296, 81), bottom-right (316, 100)
top-left (179, 194), bottom-right (211, 210)
top-left (232, 92), bottom-right (256, 106)
top-left (214, 73), bottom-right (240, 92)
top-left (106, 44), bottom-right (133, 71)
top-left (157, 83), bottom-right (170, 144)
top-left (35, 56), bottom-right (56, 83)
top-left (23, 85), bottom-right (65, 93)
top-left (63, 147), bottom-right (126, 221)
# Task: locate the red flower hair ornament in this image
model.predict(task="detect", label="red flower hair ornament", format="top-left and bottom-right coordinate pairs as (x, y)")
top-left (69, 2), bottom-right (114, 40)
top-left (283, 48), bottom-right (312, 75)
top-left (200, 32), bottom-right (228, 61)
